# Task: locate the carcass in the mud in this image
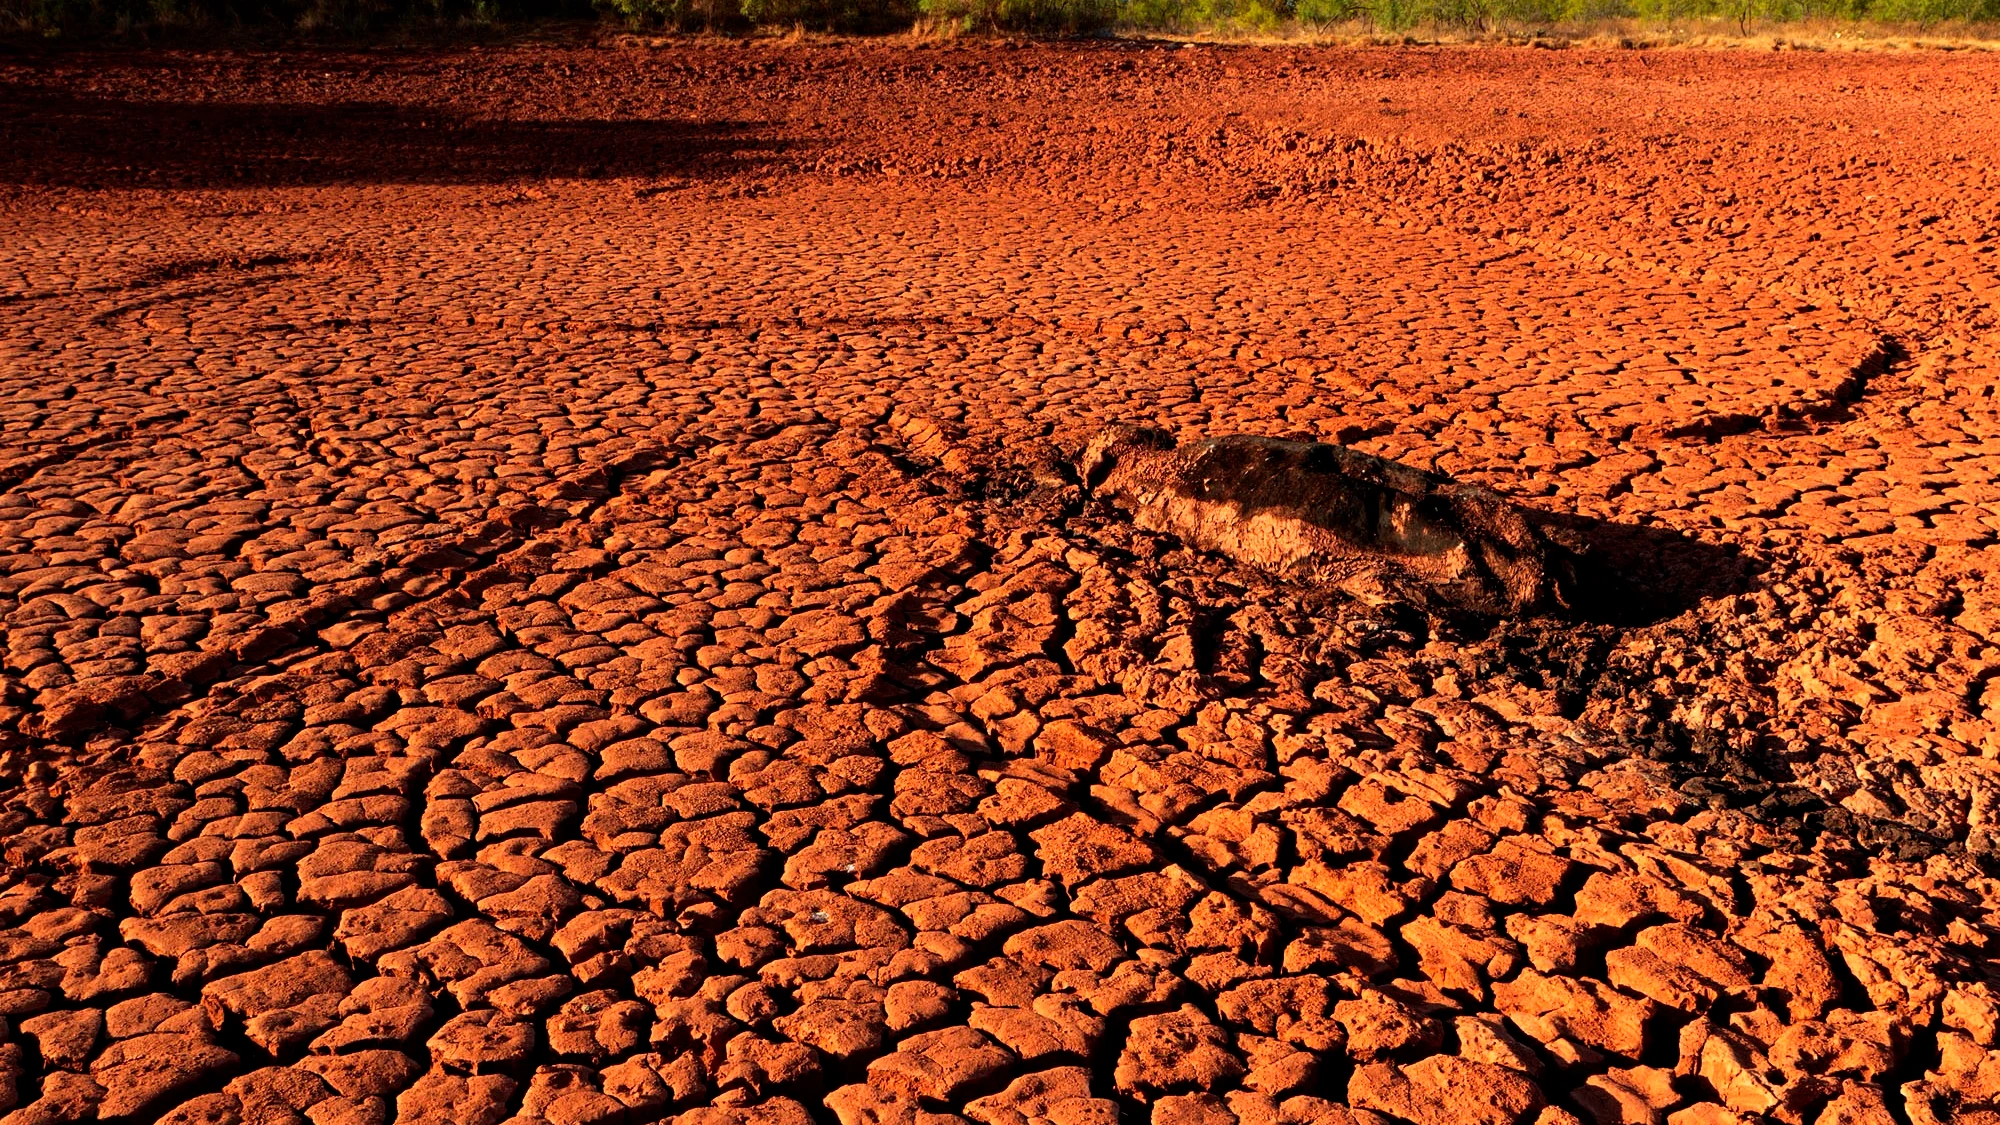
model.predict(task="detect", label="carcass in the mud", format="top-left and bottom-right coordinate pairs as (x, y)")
top-left (1080, 426), bottom-right (1594, 616)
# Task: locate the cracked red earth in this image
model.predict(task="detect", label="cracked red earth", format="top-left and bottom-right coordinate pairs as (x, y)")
top-left (3, 38), bottom-right (2000, 1125)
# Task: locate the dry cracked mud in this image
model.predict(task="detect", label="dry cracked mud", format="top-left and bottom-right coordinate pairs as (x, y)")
top-left (3, 38), bottom-right (2000, 1125)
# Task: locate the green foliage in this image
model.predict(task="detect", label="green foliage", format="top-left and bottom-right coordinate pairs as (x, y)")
top-left (1289, 0), bottom-right (1357, 20)
top-left (1122, 0), bottom-right (1325, 31)
top-left (2, 0), bottom-right (154, 35)
top-left (596, 0), bottom-right (737, 29)
top-left (597, 0), bottom-right (692, 26)
top-left (1118, 0), bottom-right (2000, 34)
top-left (2, 0), bottom-right (572, 35)
top-left (1868, 0), bottom-right (1990, 24)
top-left (1617, 0), bottom-right (1997, 23)
top-left (918, 0), bottom-right (1113, 32)
top-left (6, 0), bottom-right (1998, 48)
top-left (741, 0), bottom-right (907, 28)
top-left (1256, 0), bottom-right (2000, 32)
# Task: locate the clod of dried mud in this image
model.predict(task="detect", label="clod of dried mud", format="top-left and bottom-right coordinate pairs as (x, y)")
top-left (5, 39), bottom-right (2000, 1125)
top-left (1080, 426), bottom-right (1594, 616)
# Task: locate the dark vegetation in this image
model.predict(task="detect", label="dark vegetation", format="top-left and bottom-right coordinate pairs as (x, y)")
top-left (4, 0), bottom-right (1997, 44)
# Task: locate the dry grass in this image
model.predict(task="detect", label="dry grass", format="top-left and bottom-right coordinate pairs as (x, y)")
top-left (1119, 15), bottom-right (2000, 44)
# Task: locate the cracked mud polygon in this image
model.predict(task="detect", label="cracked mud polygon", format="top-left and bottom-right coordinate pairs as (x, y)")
top-left (3, 40), bottom-right (2000, 1125)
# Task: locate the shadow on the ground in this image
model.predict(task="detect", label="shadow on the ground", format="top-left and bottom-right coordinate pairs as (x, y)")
top-left (0, 86), bottom-right (791, 187)
top-left (1536, 509), bottom-right (1760, 626)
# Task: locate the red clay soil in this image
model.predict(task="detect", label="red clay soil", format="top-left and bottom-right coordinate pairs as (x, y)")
top-left (3, 38), bottom-right (2000, 1125)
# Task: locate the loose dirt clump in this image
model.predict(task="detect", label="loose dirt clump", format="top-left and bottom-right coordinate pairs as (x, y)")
top-left (1080, 425), bottom-right (1596, 616)
top-left (5, 38), bottom-right (2000, 1125)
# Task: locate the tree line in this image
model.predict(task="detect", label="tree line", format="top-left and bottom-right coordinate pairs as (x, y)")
top-left (6, 0), bottom-right (1993, 51)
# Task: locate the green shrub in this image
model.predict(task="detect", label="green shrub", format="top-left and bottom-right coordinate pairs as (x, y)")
top-left (1433, 0), bottom-right (1498, 27)
top-left (1867, 0), bottom-right (1988, 24)
top-left (1793, 0), bottom-right (1869, 18)
top-left (1, 0), bottom-right (572, 35)
top-left (920, 0), bottom-right (1112, 32)
top-left (598, 0), bottom-right (709, 27)
top-left (1118, 0), bottom-right (1181, 24)
top-left (1116, 0), bottom-right (1282, 31)
top-left (1289, 0), bottom-right (1359, 20)
top-left (1554, 0), bottom-right (1636, 21)
top-left (5, 0), bottom-right (1997, 50)
top-left (1627, 0), bottom-right (1707, 19)
top-left (2, 0), bottom-right (167, 34)
top-left (742, 0), bottom-right (908, 28)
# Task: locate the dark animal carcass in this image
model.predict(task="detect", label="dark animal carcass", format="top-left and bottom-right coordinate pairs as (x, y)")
top-left (1080, 426), bottom-right (1592, 616)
